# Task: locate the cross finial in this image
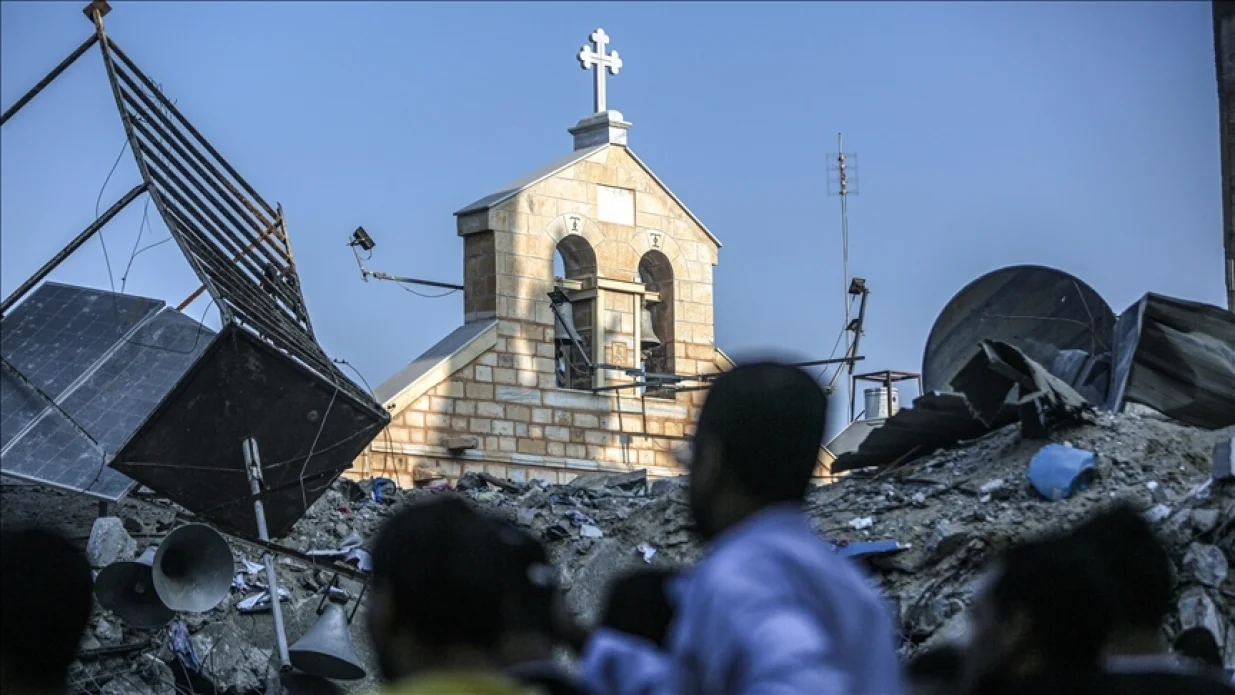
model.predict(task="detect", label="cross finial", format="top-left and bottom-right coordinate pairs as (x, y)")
top-left (578, 28), bottom-right (622, 114)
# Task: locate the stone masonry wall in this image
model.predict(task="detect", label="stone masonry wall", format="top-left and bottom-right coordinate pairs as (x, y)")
top-left (350, 320), bottom-right (717, 489)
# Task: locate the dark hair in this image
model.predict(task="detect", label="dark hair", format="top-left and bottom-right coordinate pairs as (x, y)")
top-left (0, 525), bottom-right (94, 692)
top-left (493, 520), bottom-right (556, 636)
top-left (907, 644), bottom-right (965, 685)
top-left (1173, 627), bottom-right (1223, 669)
top-left (1068, 502), bottom-right (1172, 633)
top-left (694, 361), bottom-right (828, 503)
top-left (599, 568), bottom-right (678, 648)
top-left (988, 534), bottom-right (1115, 674)
top-left (370, 495), bottom-right (508, 649)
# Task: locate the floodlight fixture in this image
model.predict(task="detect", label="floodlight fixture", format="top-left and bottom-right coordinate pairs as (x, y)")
top-left (349, 227), bottom-right (376, 252)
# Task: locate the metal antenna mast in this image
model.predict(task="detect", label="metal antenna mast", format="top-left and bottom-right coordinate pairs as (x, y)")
top-left (828, 134), bottom-right (859, 354)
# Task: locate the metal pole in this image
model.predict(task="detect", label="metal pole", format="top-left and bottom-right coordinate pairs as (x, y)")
top-left (0, 34), bottom-right (99, 127)
top-left (243, 438), bottom-right (291, 668)
top-left (0, 183), bottom-right (146, 317)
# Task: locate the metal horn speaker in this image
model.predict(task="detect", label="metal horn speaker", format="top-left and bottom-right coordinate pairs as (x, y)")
top-left (94, 547), bottom-right (174, 629)
top-left (289, 602), bottom-right (367, 681)
top-left (152, 523), bottom-right (234, 613)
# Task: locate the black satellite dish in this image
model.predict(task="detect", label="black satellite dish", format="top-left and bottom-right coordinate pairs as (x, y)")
top-left (921, 265), bottom-right (1116, 397)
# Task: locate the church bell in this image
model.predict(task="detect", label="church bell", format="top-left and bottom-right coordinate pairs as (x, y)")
top-left (554, 302), bottom-right (582, 345)
top-left (640, 302), bottom-right (662, 351)
top-left (288, 602), bottom-right (367, 681)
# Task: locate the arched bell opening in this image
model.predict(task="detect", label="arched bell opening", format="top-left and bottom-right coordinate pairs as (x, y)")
top-left (637, 250), bottom-right (675, 399)
top-left (553, 236), bottom-right (597, 390)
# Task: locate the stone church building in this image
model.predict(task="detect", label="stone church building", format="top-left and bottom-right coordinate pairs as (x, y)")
top-left (348, 29), bottom-right (836, 487)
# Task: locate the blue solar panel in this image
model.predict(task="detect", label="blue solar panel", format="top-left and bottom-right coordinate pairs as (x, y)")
top-left (0, 283), bottom-right (215, 500)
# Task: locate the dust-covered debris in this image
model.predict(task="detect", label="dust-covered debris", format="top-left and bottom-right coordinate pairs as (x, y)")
top-left (4, 408), bottom-right (1234, 692)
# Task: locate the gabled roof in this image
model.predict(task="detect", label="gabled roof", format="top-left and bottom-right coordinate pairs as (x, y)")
top-left (374, 320), bottom-right (498, 411)
top-left (453, 145), bottom-right (722, 248)
top-left (455, 146), bottom-right (606, 216)
top-left (623, 148), bottom-right (721, 248)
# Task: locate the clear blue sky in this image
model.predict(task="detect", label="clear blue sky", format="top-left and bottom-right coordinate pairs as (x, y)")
top-left (0, 2), bottom-right (1221, 434)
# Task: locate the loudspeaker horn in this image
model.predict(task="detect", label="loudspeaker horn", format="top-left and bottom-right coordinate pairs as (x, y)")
top-left (94, 547), bottom-right (175, 628)
top-left (152, 523), bottom-right (234, 613)
top-left (289, 603), bottom-right (367, 681)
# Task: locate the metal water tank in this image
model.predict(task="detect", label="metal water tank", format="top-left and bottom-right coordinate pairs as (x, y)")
top-left (864, 387), bottom-right (900, 420)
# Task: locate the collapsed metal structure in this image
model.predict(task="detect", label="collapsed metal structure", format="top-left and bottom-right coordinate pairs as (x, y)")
top-left (0, 0), bottom-right (389, 538)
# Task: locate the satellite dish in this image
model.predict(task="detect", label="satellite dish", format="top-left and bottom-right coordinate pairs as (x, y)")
top-left (922, 265), bottom-right (1116, 395)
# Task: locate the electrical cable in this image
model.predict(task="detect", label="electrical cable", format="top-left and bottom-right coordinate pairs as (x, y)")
top-left (334, 357), bottom-right (399, 479)
top-left (399, 283), bottom-right (459, 299)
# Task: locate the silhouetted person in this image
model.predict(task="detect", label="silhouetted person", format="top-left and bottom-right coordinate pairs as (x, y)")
top-left (367, 495), bottom-right (537, 695)
top-left (906, 644), bottom-right (965, 695)
top-left (0, 525), bottom-right (94, 695)
top-left (493, 521), bottom-right (588, 695)
top-left (1066, 504), bottom-right (1233, 694)
top-left (960, 534), bottom-right (1115, 695)
top-left (598, 568), bottom-right (678, 650)
top-left (577, 360), bottom-right (904, 695)
top-left (1069, 503), bottom-right (1175, 666)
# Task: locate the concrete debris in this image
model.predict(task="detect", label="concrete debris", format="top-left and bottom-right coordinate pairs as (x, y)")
top-left (1, 409), bottom-right (1230, 693)
top-left (86, 517), bottom-right (138, 569)
top-left (1182, 543), bottom-right (1230, 588)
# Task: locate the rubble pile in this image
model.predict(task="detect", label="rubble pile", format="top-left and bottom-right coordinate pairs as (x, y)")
top-left (4, 408), bottom-right (1229, 694)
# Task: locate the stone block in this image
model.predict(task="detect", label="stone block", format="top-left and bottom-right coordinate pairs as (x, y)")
top-left (466, 383), bottom-right (494, 400)
top-left (518, 439), bottom-right (548, 455)
top-left (428, 397), bottom-right (454, 414)
top-left (474, 366), bottom-right (493, 383)
top-left (477, 402), bottom-right (505, 418)
top-left (517, 370), bottom-right (539, 387)
top-left (496, 386), bottom-right (542, 405)
top-left (401, 412), bottom-right (425, 428)
top-left (532, 408), bottom-right (553, 424)
top-left (455, 401), bottom-right (476, 416)
top-left (494, 368), bottom-right (517, 385)
top-left (548, 442), bottom-right (566, 456)
top-left (574, 413), bottom-right (600, 428)
top-left (546, 426), bottom-right (571, 442)
top-left (516, 422), bottom-right (529, 437)
top-left (530, 425), bottom-right (545, 439)
top-left (499, 437), bottom-right (517, 452)
top-left (426, 413), bottom-right (450, 428)
top-left (485, 436), bottom-right (500, 451)
top-left (493, 420), bottom-right (516, 436)
top-left (410, 430), bottom-right (427, 444)
top-left (507, 405), bottom-right (531, 422)
top-left (469, 418), bottom-right (492, 434)
top-left (451, 417), bottom-right (469, 431)
top-left (566, 444), bottom-right (587, 459)
top-left (435, 382), bottom-right (465, 398)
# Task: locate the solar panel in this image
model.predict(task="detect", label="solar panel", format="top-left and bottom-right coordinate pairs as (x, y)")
top-left (0, 282), bottom-right (214, 500)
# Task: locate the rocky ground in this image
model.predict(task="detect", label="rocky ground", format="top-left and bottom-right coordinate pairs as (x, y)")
top-left (2, 407), bottom-right (1232, 694)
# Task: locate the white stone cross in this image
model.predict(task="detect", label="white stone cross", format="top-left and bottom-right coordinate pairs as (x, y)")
top-left (578, 28), bottom-right (622, 114)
